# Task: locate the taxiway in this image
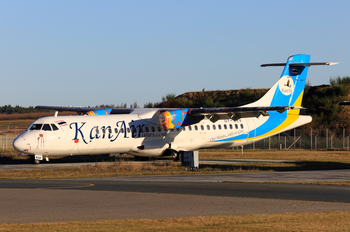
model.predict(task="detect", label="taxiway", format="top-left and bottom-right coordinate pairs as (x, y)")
top-left (1, 169), bottom-right (350, 223)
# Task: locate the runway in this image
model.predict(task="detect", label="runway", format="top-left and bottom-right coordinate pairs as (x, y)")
top-left (1, 170), bottom-right (350, 223)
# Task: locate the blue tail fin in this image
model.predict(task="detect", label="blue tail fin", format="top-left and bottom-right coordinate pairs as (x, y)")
top-left (270, 54), bottom-right (310, 108)
top-left (245, 54), bottom-right (311, 114)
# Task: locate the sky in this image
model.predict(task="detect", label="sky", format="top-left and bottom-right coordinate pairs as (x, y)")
top-left (1, 0), bottom-right (349, 108)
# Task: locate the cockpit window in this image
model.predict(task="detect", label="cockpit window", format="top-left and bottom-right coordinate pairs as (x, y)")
top-left (51, 124), bottom-right (59, 131)
top-left (30, 124), bottom-right (42, 130)
top-left (42, 124), bottom-right (52, 131)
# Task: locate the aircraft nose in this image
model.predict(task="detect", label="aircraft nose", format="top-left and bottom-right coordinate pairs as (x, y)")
top-left (13, 135), bottom-right (29, 153)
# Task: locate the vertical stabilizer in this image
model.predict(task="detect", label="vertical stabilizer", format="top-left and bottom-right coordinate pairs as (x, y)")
top-left (270, 54), bottom-right (310, 108)
top-left (244, 54), bottom-right (311, 115)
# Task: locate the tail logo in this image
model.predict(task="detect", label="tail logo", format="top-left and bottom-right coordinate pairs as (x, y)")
top-left (278, 76), bottom-right (294, 96)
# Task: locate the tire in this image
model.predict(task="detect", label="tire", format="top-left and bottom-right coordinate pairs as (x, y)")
top-left (171, 151), bottom-right (180, 161)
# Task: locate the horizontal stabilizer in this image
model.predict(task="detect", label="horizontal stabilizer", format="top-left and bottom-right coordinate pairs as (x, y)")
top-left (261, 62), bottom-right (339, 67)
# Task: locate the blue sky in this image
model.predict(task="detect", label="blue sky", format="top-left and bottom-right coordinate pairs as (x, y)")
top-left (1, 0), bottom-right (349, 108)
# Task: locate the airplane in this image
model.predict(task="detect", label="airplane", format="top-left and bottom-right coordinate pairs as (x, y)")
top-left (12, 54), bottom-right (338, 164)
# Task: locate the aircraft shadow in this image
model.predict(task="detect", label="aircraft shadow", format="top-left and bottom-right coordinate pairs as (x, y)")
top-left (0, 154), bottom-right (167, 165)
top-left (200, 161), bottom-right (350, 172)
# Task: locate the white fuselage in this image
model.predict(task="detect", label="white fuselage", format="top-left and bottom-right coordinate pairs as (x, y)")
top-left (13, 109), bottom-right (312, 158)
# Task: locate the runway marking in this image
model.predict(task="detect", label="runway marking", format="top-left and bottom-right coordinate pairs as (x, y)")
top-left (0, 179), bottom-right (95, 189)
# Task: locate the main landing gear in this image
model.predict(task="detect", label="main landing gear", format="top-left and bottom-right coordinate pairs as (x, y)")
top-left (170, 150), bottom-right (180, 161)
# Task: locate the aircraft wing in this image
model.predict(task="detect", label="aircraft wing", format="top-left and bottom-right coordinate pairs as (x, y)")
top-left (337, 101), bottom-right (350, 105)
top-left (35, 106), bottom-right (134, 115)
top-left (157, 106), bottom-right (304, 125)
top-left (186, 106), bottom-right (302, 121)
top-left (36, 105), bottom-right (303, 120)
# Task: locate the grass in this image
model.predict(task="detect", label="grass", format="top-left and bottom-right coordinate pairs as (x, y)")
top-left (0, 159), bottom-right (269, 179)
top-left (1, 211), bottom-right (350, 231)
top-left (1, 150), bottom-right (350, 181)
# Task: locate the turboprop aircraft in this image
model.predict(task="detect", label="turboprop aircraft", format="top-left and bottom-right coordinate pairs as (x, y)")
top-left (13, 54), bottom-right (338, 164)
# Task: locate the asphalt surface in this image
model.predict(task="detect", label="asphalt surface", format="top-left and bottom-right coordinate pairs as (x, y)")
top-left (1, 160), bottom-right (350, 223)
top-left (0, 177), bottom-right (350, 202)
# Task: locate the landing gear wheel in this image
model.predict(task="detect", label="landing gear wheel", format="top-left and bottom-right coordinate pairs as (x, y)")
top-left (29, 155), bottom-right (40, 164)
top-left (171, 151), bottom-right (180, 161)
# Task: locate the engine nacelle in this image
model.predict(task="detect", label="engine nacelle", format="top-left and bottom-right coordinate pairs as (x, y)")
top-left (86, 108), bottom-right (112, 115)
top-left (158, 109), bottom-right (203, 130)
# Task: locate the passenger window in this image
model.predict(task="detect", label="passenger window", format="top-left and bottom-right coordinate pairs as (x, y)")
top-left (201, 125), bottom-right (204, 130)
top-left (145, 127), bottom-right (149, 132)
top-left (176, 128), bottom-right (180, 132)
top-left (229, 124), bottom-right (233, 129)
top-left (51, 124), bottom-right (59, 131)
top-left (120, 128), bottom-right (124, 133)
top-left (183, 127), bottom-right (186, 131)
top-left (42, 124), bottom-right (51, 131)
top-left (207, 125), bottom-right (210, 130)
top-left (213, 125), bottom-right (216, 130)
top-left (30, 124), bottom-right (42, 130)
top-left (102, 128), bottom-right (106, 134)
top-left (158, 126), bottom-right (161, 132)
top-left (109, 128), bottom-right (112, 134)
top-left (96, 128), bottom-right (99, 134)
top-left (223, 125), bottom-right (227, 130)
top-left (195, 125), bottom-right (198, 131)
top-left (241, 124), bottom-right (244, 129)
top-left (115, 128), bottom-right (118, 133)
top-left (127, 128), bottom-right (130, 133)
top-left (151, 127), bottom-right (155, 132)
top-left (235, 124), bottom-right (238, 129)
top-left (218, 125), bottom-right (222, 130)
top-left (189, 126), bottom-right (192, 131)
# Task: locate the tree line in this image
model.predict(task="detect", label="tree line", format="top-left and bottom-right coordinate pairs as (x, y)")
top-left (2, 76), bottom-right (350, 134)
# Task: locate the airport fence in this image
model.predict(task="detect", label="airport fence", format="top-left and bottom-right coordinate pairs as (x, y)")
top-left (2, 128), bottom-right (350, 152)
top-left (243, 128), bottom-right (350, 151)
top-left (0, 133), bottom-right (17, 151)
